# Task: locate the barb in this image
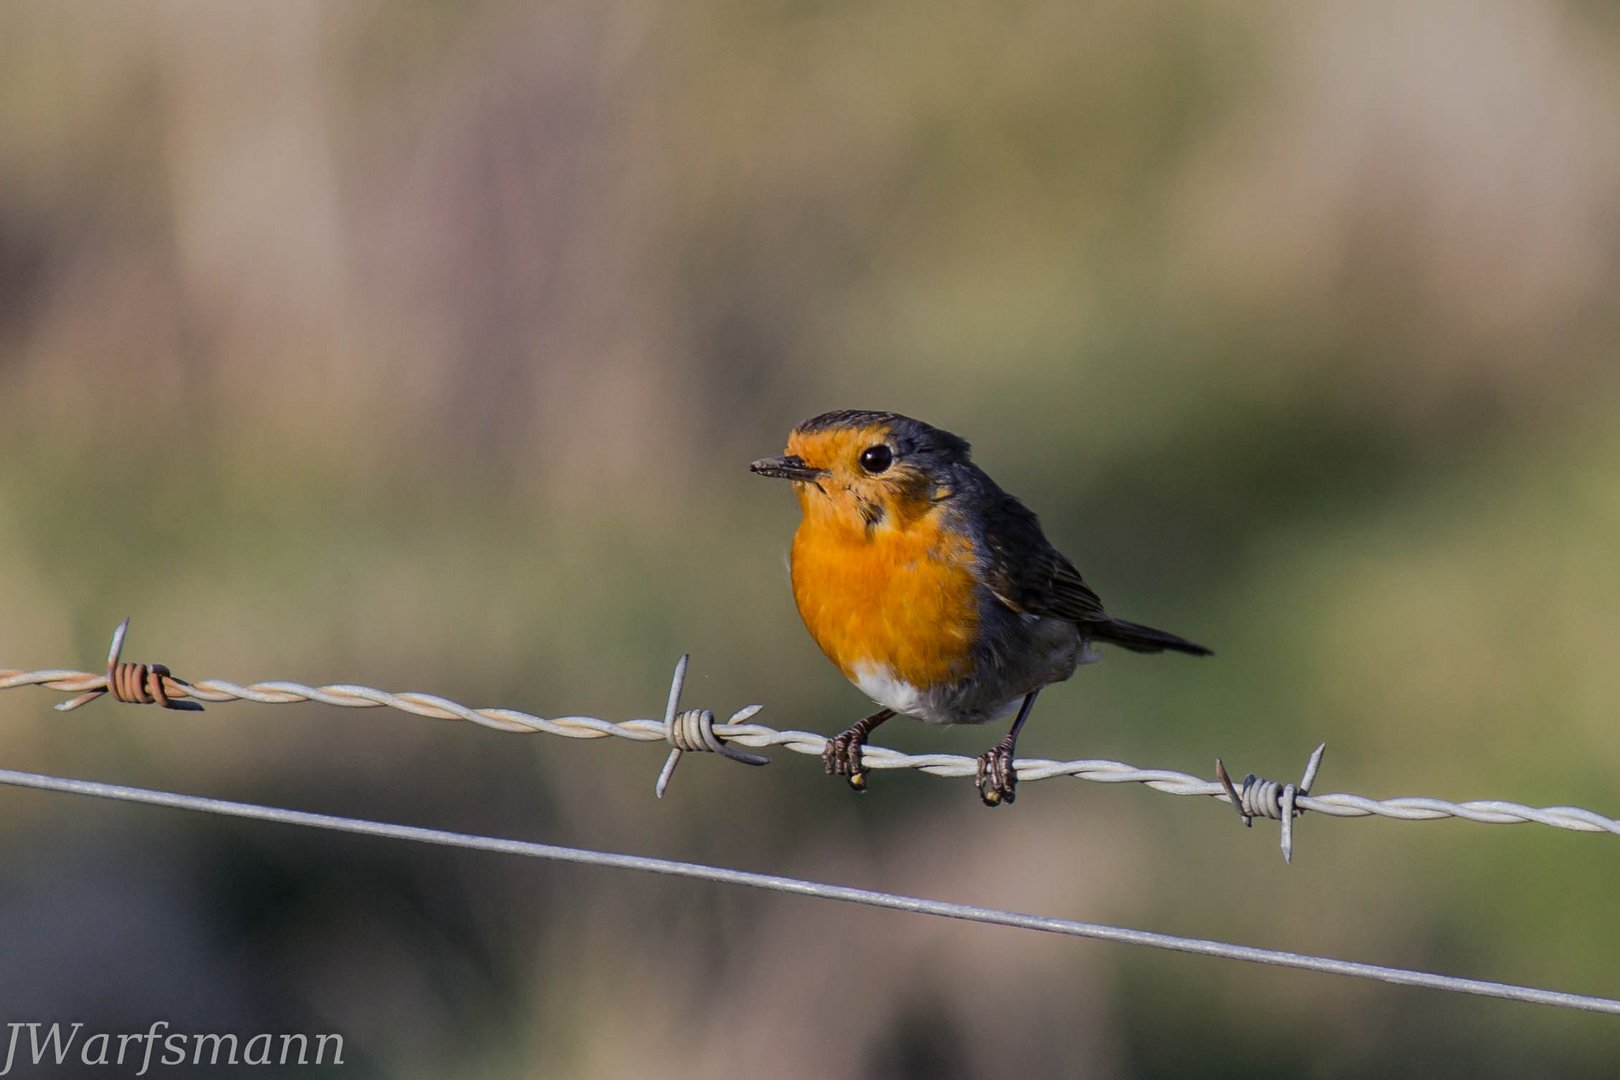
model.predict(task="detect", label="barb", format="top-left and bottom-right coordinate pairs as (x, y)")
top-left (0, 765), bottom-right (1615, 1015)
top-left (1216, 744), bottom-right (1327, 863)
top-left (655, 654), bottom-right (768, 798)
top-left (54, 618), bottom-right (202, 713)
top-left (4, 622), bottom-right (1619, 854)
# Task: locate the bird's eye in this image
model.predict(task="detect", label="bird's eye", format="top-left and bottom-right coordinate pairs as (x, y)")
top-left (858, 445), bottom-right (893, 474)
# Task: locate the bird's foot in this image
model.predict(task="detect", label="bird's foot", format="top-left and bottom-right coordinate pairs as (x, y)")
top-left (975, 740), bottom-right (1018, 807)
top-left (823, 728), bottom-right (871, 791)
top-left (823, 708), bottom-right (894, 792)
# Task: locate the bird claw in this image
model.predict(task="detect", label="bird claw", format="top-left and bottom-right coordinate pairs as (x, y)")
top-left (823, 730), bottom-right (869, 791)
top-left (975, 744), bottom-right (1017, 806)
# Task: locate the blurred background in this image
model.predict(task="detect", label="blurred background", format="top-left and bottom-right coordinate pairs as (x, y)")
top-left (2, 1), bottom-right (1619, 1075)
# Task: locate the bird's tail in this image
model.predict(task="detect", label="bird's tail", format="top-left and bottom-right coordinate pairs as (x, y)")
top-left (1089, 617), bottom-right (1212, 656)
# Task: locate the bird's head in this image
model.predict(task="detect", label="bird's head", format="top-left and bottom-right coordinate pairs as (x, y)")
top-left (750, 410), bottom-right (972, 534)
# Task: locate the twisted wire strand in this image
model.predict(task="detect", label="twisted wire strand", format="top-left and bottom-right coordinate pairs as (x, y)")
top-left (0, 764), bottom-right (1616, 1016)
top-left (4, 622), bottom-right (1618, 842)
top-left (5, 663), bottom-right (1617, 839)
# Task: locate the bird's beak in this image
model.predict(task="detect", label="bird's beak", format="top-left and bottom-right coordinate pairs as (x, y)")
top-left (750, 454), bottom-right (825, 482)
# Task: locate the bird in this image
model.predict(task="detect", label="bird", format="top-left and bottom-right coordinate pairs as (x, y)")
top-left (750, 409), bottom-right (1210, 806)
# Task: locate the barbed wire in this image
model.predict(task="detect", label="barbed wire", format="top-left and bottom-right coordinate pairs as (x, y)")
top-left (3, 620), bottom-right (1618, 862)
top-left (0, 764), bottom-right (1616, 1016)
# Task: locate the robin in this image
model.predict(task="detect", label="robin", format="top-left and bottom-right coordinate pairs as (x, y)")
top-left (751, 409), bottom-right (1210, 806)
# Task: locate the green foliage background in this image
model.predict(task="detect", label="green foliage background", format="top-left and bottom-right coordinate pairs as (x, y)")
top-left (2, 3), bottom-right (1618, 1076)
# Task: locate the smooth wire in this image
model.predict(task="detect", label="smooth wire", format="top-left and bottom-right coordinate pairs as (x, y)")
top-left (1, 766), bottom-right (1616, 1017)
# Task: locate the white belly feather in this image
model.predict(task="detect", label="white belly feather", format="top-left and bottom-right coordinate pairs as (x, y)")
top-left (851, 662), bottom-right (933, 720)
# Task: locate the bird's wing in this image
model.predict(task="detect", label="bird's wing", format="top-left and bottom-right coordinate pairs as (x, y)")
top-left (978, 494), bottom-right (1109, 624)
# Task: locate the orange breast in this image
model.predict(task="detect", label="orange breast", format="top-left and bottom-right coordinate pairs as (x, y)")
top-left (789, 508), bottom-right (980, 690)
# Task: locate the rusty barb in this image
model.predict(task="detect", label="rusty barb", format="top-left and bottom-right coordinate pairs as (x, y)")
top-left (56, 619), bottom-right (203, 713)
